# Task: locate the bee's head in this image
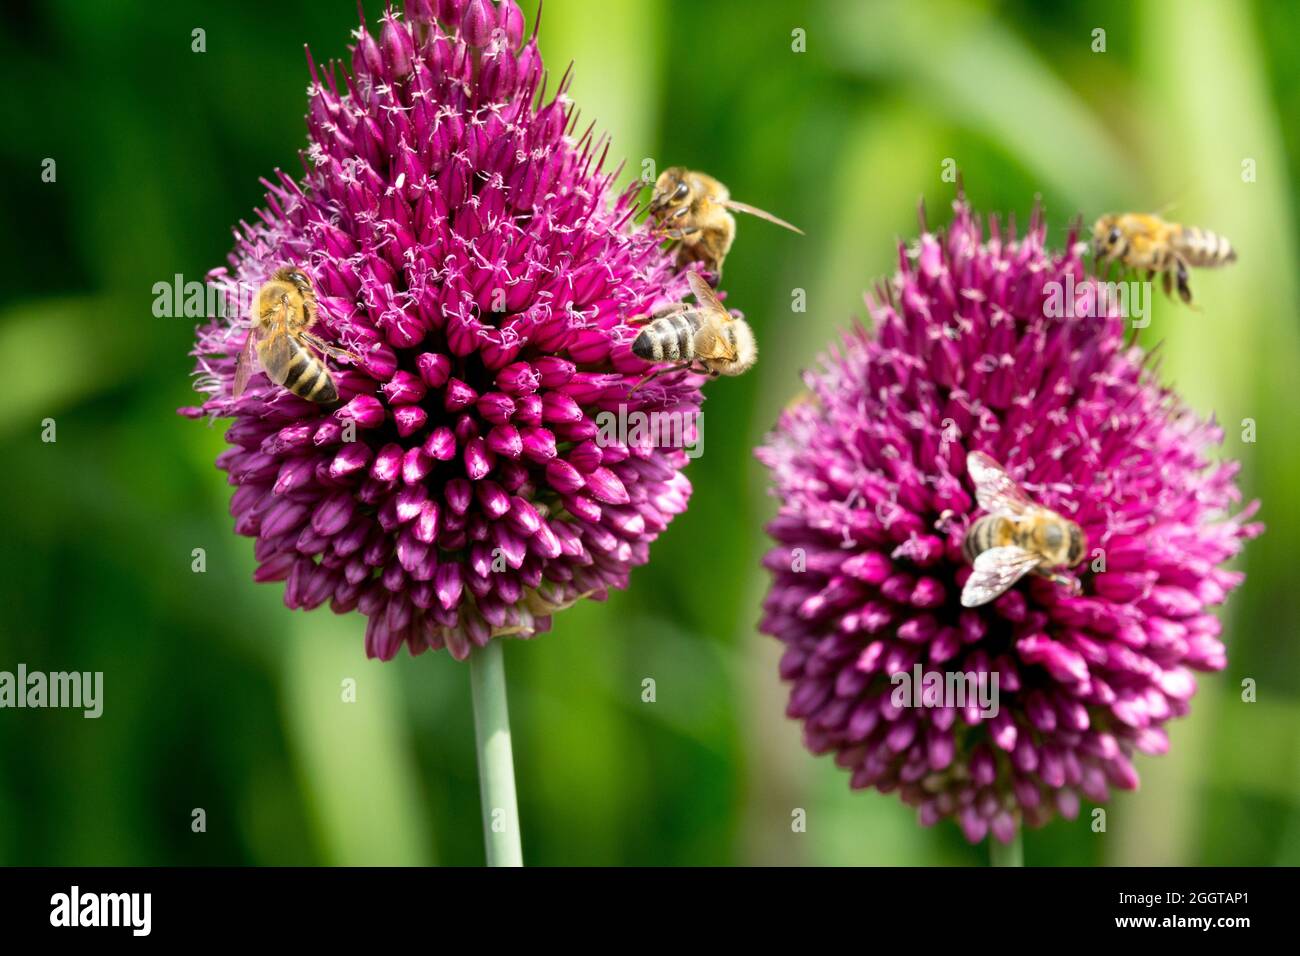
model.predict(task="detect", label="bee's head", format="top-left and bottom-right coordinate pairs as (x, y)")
top-left (269, 264), bottom-right (313, 294)
top-left (284, 267), bottom-right (312, 293)
top-left (648, 167), bottom-right (690, 217)
top-left (1091, 215), bottom-right (1124, 259)
top-left (1065, 520), bottom-right (1086, 566)
top-left (720, 318), bottom-right (757, 376)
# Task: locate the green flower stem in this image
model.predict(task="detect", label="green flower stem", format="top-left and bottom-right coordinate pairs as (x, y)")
top-left (469, 639), bottom-right (523, 867)
top-left (989, 828), bottom-right (1024, 867)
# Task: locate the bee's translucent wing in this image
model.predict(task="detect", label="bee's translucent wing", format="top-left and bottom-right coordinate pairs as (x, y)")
top-left (686, 270), bottom-right (729, 316)
top-left (523, 587), bottom-right (600, 617)
top-left (719, 199), bottom-right (804, 235)
top-left (695, 324), bottom-right (737, 362)
top-left (967, 451), bottom-right (1035, 516)
top-left (685, 272), bottom-right (738, 362)
top-left (231, 328), bottom-right (260, 399)
top-left (960, 546), bottom-right (1041, 608)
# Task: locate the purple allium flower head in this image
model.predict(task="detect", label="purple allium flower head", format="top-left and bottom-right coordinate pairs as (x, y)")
top-left (181, 2), bottom-right (703, 661)
top-left (756, 196), bottom-right (1262, 843)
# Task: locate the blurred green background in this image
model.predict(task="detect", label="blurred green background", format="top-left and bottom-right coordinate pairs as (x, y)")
top-left (1, 0), bottom-right (1296, 866)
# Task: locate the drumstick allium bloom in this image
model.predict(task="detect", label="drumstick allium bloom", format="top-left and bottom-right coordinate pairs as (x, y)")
top-left (180, 1), bottom-right (702, 661)
top-left (756, 197), bottom-right (1261, 844)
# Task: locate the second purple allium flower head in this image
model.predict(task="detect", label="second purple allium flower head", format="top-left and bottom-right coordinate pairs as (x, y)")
top-left (182, 1), bottom-right (704, 661)
top-left (757, 196), bottom-right (1261, 843)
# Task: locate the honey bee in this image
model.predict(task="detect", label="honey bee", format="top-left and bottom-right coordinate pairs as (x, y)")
top-left (233, 266), bottom-right (356, 404)
top-left (490, 588), bottom-right (602, 638)
top-left (1092, 212), bottom-right (1237, 305)
top-left (960, 451), bottom-right (1086, 608)
top-left (647, 166), bottom-right (802, 276)
top-left (630, 271), bottom-right (757, 389)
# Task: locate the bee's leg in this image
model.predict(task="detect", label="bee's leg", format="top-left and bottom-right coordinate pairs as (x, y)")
top-left (278, 292), bottom-right (312, 331)
top-left (674, 244), bottom-right (706, 271)
top-left (1034, 567), bottom-right (1083, 595)
top-left (629, 362), bottom-right (691, 394)
top-left (1161, 269), bottom-right (1174, 299)
top-left (933, 509), bottom-right (957, 533)
top-left (681, 361), bottom-right (719, 378)
top-left (673, 362), bottom-right (718, 378)
top-left (1174, 256), bottom-right (1194, 306)
top-left (300, 330), bottom-right (359, 363)
top-left (663, 227), bottom-right (701, 242)
top-left (628, 303), bottom-right (689, 326)
top-left (652, 303), bottom-right (691, 319)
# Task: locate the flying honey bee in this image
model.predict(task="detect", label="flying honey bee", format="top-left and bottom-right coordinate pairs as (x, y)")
top-left (630, 271), bottom-right (757, 390)
top-left (782, 389), bottom-right (819, 414)
top-left (960, 451), bottom-right (1087, 608)
top-left (233, 266), bottom-right (356, 404)
top-left (646, 166), bottom-right (802, 276)
top-left (1092, 212), bottom-right (1237, 305)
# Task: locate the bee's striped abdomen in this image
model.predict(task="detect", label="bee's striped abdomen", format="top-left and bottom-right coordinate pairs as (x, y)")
top-left (633, 310), bottom-right (702, 363)
top-left (261, 333), bottom-right (337, 403)
top-left (1174, 226), bottom-right (1236, 268)
top-left (963, 515), bottom-right (1008, 563)
top-left (282, 338), bottom-right (336, 403)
